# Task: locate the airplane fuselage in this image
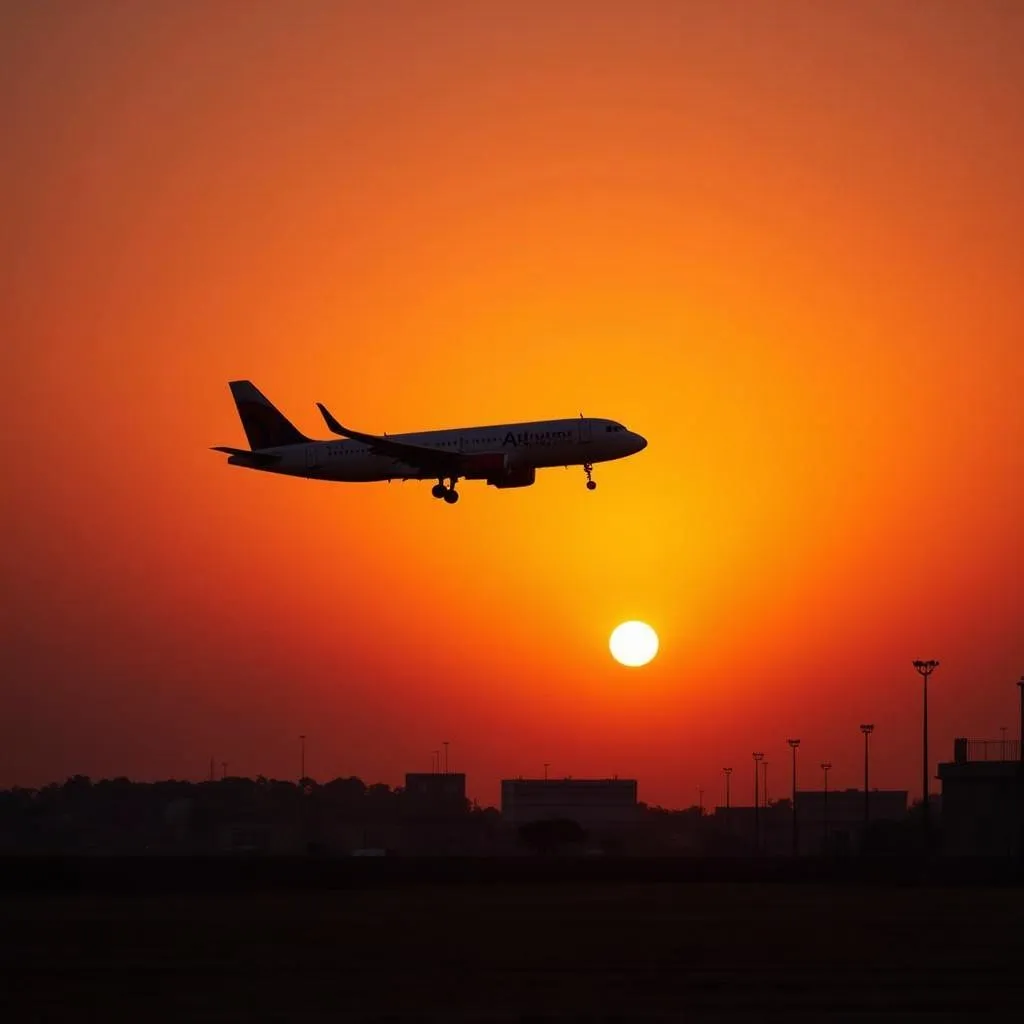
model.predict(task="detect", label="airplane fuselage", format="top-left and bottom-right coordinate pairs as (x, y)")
top-left (225, 417), bottom-right (645, 486)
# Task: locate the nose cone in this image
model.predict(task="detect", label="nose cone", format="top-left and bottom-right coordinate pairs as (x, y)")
top-left (630, 431), bottom-right (647, 454)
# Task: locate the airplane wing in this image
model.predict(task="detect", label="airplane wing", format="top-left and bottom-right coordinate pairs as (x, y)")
top-left (316, 403), bottom-right (464, 473)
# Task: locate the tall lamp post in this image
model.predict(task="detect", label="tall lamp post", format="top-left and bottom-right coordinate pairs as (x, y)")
top-left (787, 739), bottom-right (800, 856)
top-left (752, 753), bottom-right (764, 853)
top-left (1017, 676), bottom-right (1024, 864)
top-left (722, 768), bottom-right (733, 839)
top-left (913, 659), bottom-right (940, 844)
top-left (299, 734), bottom-right (306, 783)
top-left (1017, 676), bottom-right (1024, 763)
top-left (860, 724), bottom-right (874, 836)
top-left (820, 761), bottom-right (832, 853)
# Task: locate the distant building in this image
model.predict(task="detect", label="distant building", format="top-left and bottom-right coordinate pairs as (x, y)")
top-left (404, 772), bottom-right (467, 814)
top-left (794, 788), bottom-right (907, 855)
top-left (500, 778), bottom-right (638, 828)
top-left (938, 737), bottom-right (1023, 857)
top-left (714, 789), bottom-right (908, 855)
top-left (399, 773), bottom-right (471, 853)
top-left (711, 802), bottom-right (803, 856)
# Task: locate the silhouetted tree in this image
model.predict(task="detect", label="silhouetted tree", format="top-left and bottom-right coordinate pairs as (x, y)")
top-left (0, 775), bottom-right (494, 854)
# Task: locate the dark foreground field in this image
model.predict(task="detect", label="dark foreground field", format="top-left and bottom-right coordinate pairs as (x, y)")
top-left (4, 860), bottom-right (1023, 1020)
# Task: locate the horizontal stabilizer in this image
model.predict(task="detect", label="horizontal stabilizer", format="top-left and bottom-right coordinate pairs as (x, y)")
top-left (210, 446), bottom-right (281, 466)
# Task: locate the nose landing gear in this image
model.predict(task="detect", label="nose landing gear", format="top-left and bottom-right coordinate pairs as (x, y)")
top-left (584, 463), bottom-right (597, 491)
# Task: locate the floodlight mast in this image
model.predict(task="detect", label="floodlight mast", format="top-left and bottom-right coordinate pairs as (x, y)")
top-left (860, 725), bottom-right (874, 831)
top-left (752, 753), bottom-right (764, 854)
top-left (820, 762), bottom-right (832, 851)
top-left (913, 659), bottom-right (939, 844)
top-left (787, 739), bottom-right (800, 856)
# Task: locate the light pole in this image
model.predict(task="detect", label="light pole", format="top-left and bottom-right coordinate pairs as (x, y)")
top-left (1017, 676), bottom-right (1024, 863)
top-left (543, 762), bottom-right (550, 781)
top-left (697, 787), bottom-right (704, 815)
top-left (443, 741), bottom-right (450, 774)
top-left (913, 659), bottom-right (939, 844)
top-left (820, 761), bottom-right (832, 853)
top-left (723, 767), bottom-right (733, 812)
top-left (787, 739), bottom-right (800, 856)
top-left (860, 724), bottom-right (874, 835)
top-left (1017, 676), bottom-right (1024, 762)
top-left (299, 734), bottom-right (306, 782)
top-left (752, 753), bottom-right (764, 853)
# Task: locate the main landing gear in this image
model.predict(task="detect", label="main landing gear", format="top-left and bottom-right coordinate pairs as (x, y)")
top-left (584, 463), bottom-right (597, 491)
top-left (432, 479), bottom-right (460, 504)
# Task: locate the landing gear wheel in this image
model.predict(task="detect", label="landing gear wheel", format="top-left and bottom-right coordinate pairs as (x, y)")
top-left (443, 488), bottom-right (460, 504)
top-left (431, 483), bottom-right (447, 499)
top-left (583, 463), bottom-right (596, 490)
top-left (586, 480), bottom-right (597, 491)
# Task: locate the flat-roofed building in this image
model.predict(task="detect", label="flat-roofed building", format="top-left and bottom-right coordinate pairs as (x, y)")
top-left (714, 789), bottom-right (908, 855)
top-left (938, 737), bottom-right (1022, 857)
top-left (403, 773), bottom-right (467, 815)
top-left (501, 778), bottom-right (638, 828)
top-left (793, 788), bottom-right (908, 855)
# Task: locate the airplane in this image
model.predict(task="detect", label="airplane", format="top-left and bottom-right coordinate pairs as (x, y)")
top-left (212, 380), bottom-right (647, 504)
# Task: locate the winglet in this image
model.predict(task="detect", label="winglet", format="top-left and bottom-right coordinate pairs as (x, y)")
top-left (317, 402), bottom-right (351, 438)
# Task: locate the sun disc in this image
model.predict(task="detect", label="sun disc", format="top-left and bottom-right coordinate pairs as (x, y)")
top-left (609, 621), bottom-right (659, 667)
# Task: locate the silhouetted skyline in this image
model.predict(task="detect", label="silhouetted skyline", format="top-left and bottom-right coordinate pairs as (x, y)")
top-left (6, 727), bottom-right (1019, 858)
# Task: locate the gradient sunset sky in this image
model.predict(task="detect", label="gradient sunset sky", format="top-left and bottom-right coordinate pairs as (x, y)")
top-left (4, 1), bottom-right (1021, 808)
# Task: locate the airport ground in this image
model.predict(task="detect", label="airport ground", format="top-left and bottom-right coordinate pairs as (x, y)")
top-left (4, 859), bottom-right (1023, 1019)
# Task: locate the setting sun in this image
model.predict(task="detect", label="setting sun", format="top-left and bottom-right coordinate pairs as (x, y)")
top-left (609, 622), bottom-right (659, 668)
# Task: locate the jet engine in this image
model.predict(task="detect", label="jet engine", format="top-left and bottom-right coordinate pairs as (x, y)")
top-left (487, 466), bottom-right (536, 489)
top-left (460, 452), bottom-right (535, 487)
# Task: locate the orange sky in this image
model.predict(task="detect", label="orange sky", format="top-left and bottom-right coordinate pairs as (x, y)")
top-left (3, 1), bottom-right (1022, 808)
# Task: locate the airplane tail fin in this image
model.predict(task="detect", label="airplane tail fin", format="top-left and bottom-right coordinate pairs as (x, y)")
top-left (228, 380), bottom-right (311, 450)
